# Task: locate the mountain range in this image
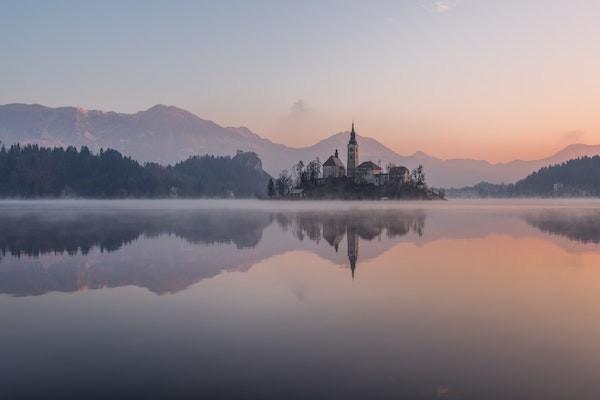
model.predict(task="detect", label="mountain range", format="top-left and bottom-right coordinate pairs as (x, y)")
top-left (2, 103), bottom-right (600, 187)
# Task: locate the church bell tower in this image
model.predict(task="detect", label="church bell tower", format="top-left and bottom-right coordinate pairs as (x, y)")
top-left (347, 122), bottom-right (359, 177)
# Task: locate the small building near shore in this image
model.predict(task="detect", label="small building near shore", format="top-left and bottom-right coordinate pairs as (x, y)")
top-left (289, 188), bottom-right (305, 198)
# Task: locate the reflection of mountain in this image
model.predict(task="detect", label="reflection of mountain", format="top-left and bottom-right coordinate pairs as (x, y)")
top-left (0, 208), bottom-right (425, 296)
top-left (525, 211), bottom-right (600, 244)
top-left (0, 210), bottom-right (273, 296)
top-left (3, 205), bottom-right (600, 297)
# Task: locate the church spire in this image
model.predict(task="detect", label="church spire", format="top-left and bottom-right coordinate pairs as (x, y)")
top-left (349, 121), bottom-right (357, 144)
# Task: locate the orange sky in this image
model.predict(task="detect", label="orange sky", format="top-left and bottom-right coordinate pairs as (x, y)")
top-left (3, 1), bottom-right (600, 163)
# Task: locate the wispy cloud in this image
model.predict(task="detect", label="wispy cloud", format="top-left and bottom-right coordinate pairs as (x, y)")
top-left (561, 130), bottom-right (586, 143)
top-left (422, 1), bottom-right (459, 14)
top-left (278, 99), bottom-right (313, 136)
top-left (288, 99), bottom-right (308, 119)
top-left (276, 99), bottom-right (326, 145)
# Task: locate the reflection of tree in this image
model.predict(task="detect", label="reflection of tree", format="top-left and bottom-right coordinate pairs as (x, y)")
top-left (277, 210), bottom-right (426, 278)
top-left (0, 211), bottom-right (272, 257)
top-left (0, 210), bottom-right (273, 297)
top-left (0, 208), bottom-right (426, 296)
top-left (280, 210), bottom-right (425, 244)
top-left (525, 211), bottom-right (600, 244)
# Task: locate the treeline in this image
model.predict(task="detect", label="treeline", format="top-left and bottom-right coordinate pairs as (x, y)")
top-left (448, 156), bottom-right (600, 197)
top-left (268, 159), bottom-right (322, 197)
top-left (0, 144), bottom-right (271, 198)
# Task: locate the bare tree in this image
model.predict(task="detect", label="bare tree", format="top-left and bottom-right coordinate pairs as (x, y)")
top-left (411, 165), bottom-right (426, 188)
top-left (293, 161), bottom-right (305, 187)
top-left (277, 170), bottom-right (292, 196)
top-left (307, 159), bottom-right (322, 182)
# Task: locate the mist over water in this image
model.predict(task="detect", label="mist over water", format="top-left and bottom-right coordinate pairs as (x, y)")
top-left (2, 199), bottom-right (600, 399)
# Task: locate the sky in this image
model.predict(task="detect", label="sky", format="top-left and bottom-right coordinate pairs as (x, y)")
top-left (2, 0), bottom-right (600, 162)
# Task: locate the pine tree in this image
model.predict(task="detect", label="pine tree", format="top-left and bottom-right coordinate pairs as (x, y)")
top-left (267, 178), bottom-right (275, 197)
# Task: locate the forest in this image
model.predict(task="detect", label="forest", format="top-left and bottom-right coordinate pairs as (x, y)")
top-left (448, 156), bottom-right (600, 197)
top-left (0, 144), bottom-right (271, 198)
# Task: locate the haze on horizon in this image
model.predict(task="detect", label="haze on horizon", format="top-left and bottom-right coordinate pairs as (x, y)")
top-left (2, 0), bottom-right (600, 163)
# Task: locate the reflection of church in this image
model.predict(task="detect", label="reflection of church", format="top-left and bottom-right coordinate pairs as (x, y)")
top-left (288, 210), bottom-right (426, 280)
top-left (347, 226), bottom-right (359, 279)
top-left (321, 219), bottom-right (360, 279)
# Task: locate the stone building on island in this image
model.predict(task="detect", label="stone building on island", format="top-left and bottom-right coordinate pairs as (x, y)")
top-left (354, 160), bottom-right (383, 185)
top-left (319, 123), bottom-right (410, 186)
top-left (322, 149), bottom-right (346, 179)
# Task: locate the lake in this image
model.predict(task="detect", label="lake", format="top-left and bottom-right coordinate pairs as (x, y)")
top-left (2, 199), bottom-right (600, 399)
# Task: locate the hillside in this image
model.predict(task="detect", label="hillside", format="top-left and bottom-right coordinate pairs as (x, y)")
top-left (2, 103), bottom-right (600, 187)
top-left (0, 144), bottom-right (270, 198)
top-left (448, 156), bottom-right (600, 197)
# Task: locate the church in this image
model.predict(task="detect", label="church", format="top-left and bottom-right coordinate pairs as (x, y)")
top-left (322, 149), bottom-right (345, 178)
top-left (320, 123), bottom-right (410, 186)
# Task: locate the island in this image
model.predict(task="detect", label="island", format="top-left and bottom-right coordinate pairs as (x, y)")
top-left (266, 123), bottom-right (444, 200)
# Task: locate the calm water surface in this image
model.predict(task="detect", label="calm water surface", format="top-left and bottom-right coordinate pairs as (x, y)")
top-left (2, 199), bottom-right (600, 399)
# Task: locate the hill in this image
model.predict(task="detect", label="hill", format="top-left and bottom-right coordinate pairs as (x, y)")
top-left (2, 103), bottom-right (600, 187)
top-left (448, 156), bottom-right (600, 197)
top-left (0, 144), bottom-right (270, 198)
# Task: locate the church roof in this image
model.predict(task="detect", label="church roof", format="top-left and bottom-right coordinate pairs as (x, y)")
top-left (348, 122), bottom-right (357, 145)
top-left (356, 161), bottom-right (382, 171)
top-left (323, 154), bottom-right (345, 167)
top-left (389, 166), bottom-right (409, 173)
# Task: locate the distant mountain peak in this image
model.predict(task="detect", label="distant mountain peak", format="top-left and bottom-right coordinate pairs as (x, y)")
top-left (143, 104), bottom-right (193, 116)
top-left (411, 150), bottom-right (430, 158)
top-left (135, 104), bottom-right (221, 129)
top-left (3, 102), bottom-right (600, 187)
top-left (546, 143), bottom-right (600, 163)
top-left (146, 104), bottom-right (177, 111)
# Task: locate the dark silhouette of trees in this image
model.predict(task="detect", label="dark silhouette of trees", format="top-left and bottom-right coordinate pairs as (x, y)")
top-left (306, 159), bottom-right (321, 182)
top-left (0, 144), bottom-right (270, 198)
top-left (293, 160), bottom-right (305, 186)
top-left (267, 178), bottom-right (275, 197)
top-left (513, 156), bottom-right (600, 196)
top-left (411, 165), bottom-right (426, 189)
top-left (276, 170), bottom-right (292, 196)
top-left (449, 156), bottom-right (600, 197)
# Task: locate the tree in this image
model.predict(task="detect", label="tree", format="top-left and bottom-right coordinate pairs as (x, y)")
top-left (277, 170), bottom-right (292, 196)
top-left (293, 161), bottom-right (305, 186)
top-left (411, 165), bottom-right (426, 188)
top-left (307, 159), bottom-right (321, 182)
top-left (267, 178), bottom-right (275, 197)
top-left (0, 145), bottom-right (270, 198)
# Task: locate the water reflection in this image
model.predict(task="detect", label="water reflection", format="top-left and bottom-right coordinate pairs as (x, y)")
top-left (0, 208), bottom-right (426, 295)
top-left (3, 201), bottom-right (600, 399)
top-left (0, 210), bottom-right (271, 256)
top-left (282, 210), bottom-right (425, 278)
top-left (1, 204), bottom-right (600, 297)
top-left (525, 209), bottom-right (600, 244)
